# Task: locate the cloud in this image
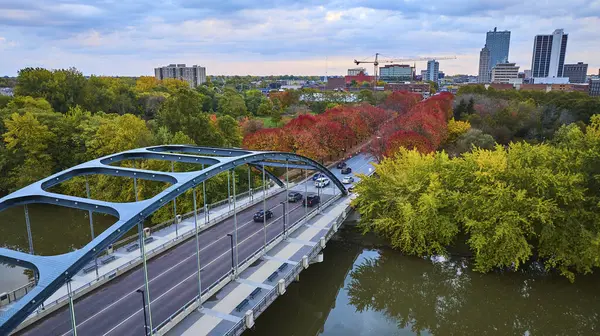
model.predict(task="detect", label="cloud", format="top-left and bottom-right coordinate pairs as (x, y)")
top-left (0, 0), bottom-right (599, 76)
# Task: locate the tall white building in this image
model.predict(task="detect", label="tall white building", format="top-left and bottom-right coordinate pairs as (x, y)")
top-left (425, 60), bottom-right (439, 82)
top-left (154, 64), bottom-right (207, 88)
top-left (491, 62), bottom-right (519, 83)
top-left (531, 29), bottom-right (568, 78)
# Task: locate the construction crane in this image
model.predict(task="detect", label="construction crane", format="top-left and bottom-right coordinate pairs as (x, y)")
top-left (353, 54), bottom-right (457, 89)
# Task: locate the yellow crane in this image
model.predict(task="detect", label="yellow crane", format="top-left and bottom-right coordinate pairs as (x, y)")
top-left (353, 54), bottom-right (457, 88)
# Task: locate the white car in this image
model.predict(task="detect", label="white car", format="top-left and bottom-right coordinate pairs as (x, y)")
top-left (342, 176), bottom-right (354, 184)
top-left (314, 177), bottom-right (330, 188)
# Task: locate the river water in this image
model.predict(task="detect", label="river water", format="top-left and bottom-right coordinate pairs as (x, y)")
top-left (246, 225), bottom-right (600, 336)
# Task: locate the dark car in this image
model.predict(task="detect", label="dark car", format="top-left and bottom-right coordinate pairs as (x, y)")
top-left (341, 167), bottom-right (352, 174)
top-left (336, 161), bottom-right (347, 169)
top-left (312, 173), bottom-right (325, 181)
top-left (348, 186), bottom-right (355, 193)
top-left (253, 209), bottom-right (273, 222)
top-left (302, 194), bottom-right (321, 207)
top-left (288, 191), bottom-right (303, 202)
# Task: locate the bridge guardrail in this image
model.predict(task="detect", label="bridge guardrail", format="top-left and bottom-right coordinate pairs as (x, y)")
top-left (221, 196), bottom-right (354, 336)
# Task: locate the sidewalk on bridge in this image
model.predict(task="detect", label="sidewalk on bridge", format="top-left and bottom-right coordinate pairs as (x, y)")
top-left (21, 183), bottom-right (283, 320)
top-left (169, 194), bottom-right (354, 336)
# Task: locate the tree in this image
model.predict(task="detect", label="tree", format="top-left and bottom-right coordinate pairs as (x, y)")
top-left (240, 117), bottom-right (264, 136)
top-left (135, 76), bottom-right (160, 92)
top-left (244, 90), bottom-right (265, 115)
top-left (217, 115), bottom-right (242, 147)
top-left (257, 99), bottom-right (273, 117)
top-left (218, 88), bottom-right (248, 118)
top-left (86, 114), bottom-right (153, 157)
top-left (3, 112), bottom-right (55, 189)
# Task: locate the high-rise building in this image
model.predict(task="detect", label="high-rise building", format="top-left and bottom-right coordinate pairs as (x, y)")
top-left (347, 67), bottom-right (366, 76)
top-left (563, 62), bottom-right (588, 83)
top-left (154, 64), bottom-right (206, 88)
top-left (491, 62), bottom-right (520, 83)
top-left (425, 60), bottom-right (439, 82)
top-left (486, 27), bottom-right (511, 71)
top-left (379, 64), bottom-right (413, 82)
top-left (590, 78), bottom-right (600, 96)
top-left (478, 45), bottom-right (491, 83)
top-left (531, 29), bottom-right (568, 78)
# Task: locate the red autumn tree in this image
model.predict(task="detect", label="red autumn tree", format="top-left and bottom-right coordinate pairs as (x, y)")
top-left (380, 91), bottom-right (422, 113)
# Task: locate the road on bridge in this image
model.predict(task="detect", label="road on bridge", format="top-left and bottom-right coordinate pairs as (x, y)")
top-left (17, 154), bottom-right (373, 336)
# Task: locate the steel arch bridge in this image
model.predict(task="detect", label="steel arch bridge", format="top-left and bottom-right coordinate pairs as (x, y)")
top-left (0, 145), bottom-right (347, 334)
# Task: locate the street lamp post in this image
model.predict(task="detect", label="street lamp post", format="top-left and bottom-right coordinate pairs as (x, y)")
top-left (226, 233), bottom-right (235, 274)
top-left (280, 201), bottom-right (286, 238)
top-left (136, 289), bottom-right (149, 335)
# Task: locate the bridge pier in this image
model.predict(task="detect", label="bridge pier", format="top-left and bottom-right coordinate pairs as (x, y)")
top-left (245, 310), bottom-right (255, 328)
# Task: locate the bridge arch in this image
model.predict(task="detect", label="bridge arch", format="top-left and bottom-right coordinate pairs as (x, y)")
top-left (0, 145), bottom-right (346, 334)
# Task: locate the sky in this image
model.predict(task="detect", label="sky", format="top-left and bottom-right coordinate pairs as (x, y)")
top-left (1, 0), bottom-right (599, 77)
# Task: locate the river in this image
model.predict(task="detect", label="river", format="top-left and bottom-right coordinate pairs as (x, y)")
top-left (0, 204), bottom-right (115, 293)
top-left (246, 225), bottom-right (600, 336)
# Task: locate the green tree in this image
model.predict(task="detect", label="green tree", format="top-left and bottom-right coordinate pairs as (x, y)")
top-left (257, 99), bottom-right (273, 117)
top-left (244, 90), bottom-right (264, 116)
top-left (357, 89), bottom-right (375, 105)
top-left (3, 112), bottom-right (55, 189)
top-left (217, 115), bottom-right (242, 147)
top-left (87, 114), bottom-right (153, 157)
top-left (218, 88), bottom-right (248, 118)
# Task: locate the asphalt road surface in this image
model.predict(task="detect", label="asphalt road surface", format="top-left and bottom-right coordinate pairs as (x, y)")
top-left (17, 154), bottom-right (372, 336)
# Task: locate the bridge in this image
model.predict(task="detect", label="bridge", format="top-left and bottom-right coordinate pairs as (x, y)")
top-left (0, 145), bottom-right (372, 336)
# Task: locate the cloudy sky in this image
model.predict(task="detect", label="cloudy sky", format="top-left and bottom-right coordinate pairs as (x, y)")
top-left (1, 0), bottom-right (599, 76)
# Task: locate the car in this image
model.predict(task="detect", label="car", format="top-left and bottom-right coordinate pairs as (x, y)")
top-left (253, 209), bottom-right (273, 222)
top-left (342, 176), bottom-right (354, 184)
top-left (288, 191), bottom-right (303, 202)
top-left (336, 161), bottom-right (347, 169)
top-left (303, 194), bottom-right (320, 207)
top-left (312, 173), bottom-right (326, 181)
top-left (348, 186), bottom-right (355, 193)
top-left (341, 167), bottom-right (352, 174)
top-left (315, 177), bottom-right (330, 188)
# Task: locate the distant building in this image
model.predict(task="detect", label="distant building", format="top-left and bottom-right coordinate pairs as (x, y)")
top-left (491, 62), bottom-right (519, 83)
top-left (563, 62), bottom-right (588, 83)
top-left (531, 29), bottom-right (568, 78)
top-left (438, 71), bottom-right (445, 79)
top-left (486, 27), bottom-right (511, 72)
top-left (478, 45), bottom-right (491, 83)
top-left (347, 68), bottom-right (366, 76)
top-left (524, 70), bottom-right (532, 79)
top-left (326, 77), bottom-right (346, 91)
top-left (425, 60), bottom-right (439, 82)
top-left (590, 78), bottom-right (600, 96)
top-left (532, 77), bottom-right (569, 84)
top-left (420, 70), bottom-right (427, 80)
top-left (385, 83), bottom-right (430, 93)
top-left (379, 64), bottom-right (413, 82)
top-left (345, 71), bottom-right (375, 86)
top-left (154, 64), bottom-right (206, 88)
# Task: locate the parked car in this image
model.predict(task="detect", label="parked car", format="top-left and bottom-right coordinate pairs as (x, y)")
top-left (315, 177), bottom-right (330, 188)
top-left (253, 209), bottom-right (273, 222)
top-left (303, 194), bottom-right (321, 207)
top-left (348, 186), bottom-right (355, 193)
top-left (288, 191), bottom-right (303, 202)
top-left (342, 176), bottom-right (354, 184)
top-left (312, 173), bottom-right (326, 181)
top-left (336, 161), bottom-right (347, 169)
top-left (341, 167), bottom-right (352, 174)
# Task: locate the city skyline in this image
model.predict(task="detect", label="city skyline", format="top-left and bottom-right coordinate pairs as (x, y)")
top-left (1, 1), bottom-right (599, 76)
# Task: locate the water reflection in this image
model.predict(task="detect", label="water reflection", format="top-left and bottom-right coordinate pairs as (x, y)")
top-left (347, 249), bottom-right (600, 335)
top-left (249, 227), bottom-right (600, 336)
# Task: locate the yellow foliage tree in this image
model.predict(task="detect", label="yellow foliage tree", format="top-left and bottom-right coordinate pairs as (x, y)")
top-left (447, 118), bottom-right (471, 143)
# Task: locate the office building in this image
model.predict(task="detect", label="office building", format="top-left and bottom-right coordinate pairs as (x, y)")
top-left (478, 45), bottom-right (491, 83)
top-left (154, 64), bottom-right (206, 88)
top-left (590, 78), bottom-right (600, 96)
top-left (486, 27), bottom-right (511, 71)
top-left (563, 62), bottom-right (588, 83)
top-left (531, 29), bottom-right (568, 78)
top-left (425, 60), bottom-right (439, 82)
top-left (379, 64), bottom-right (413, 82)
top-left (347, 67), bottom-right (366, 76)
top-left (491, 62), bottom-right (520, 83)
